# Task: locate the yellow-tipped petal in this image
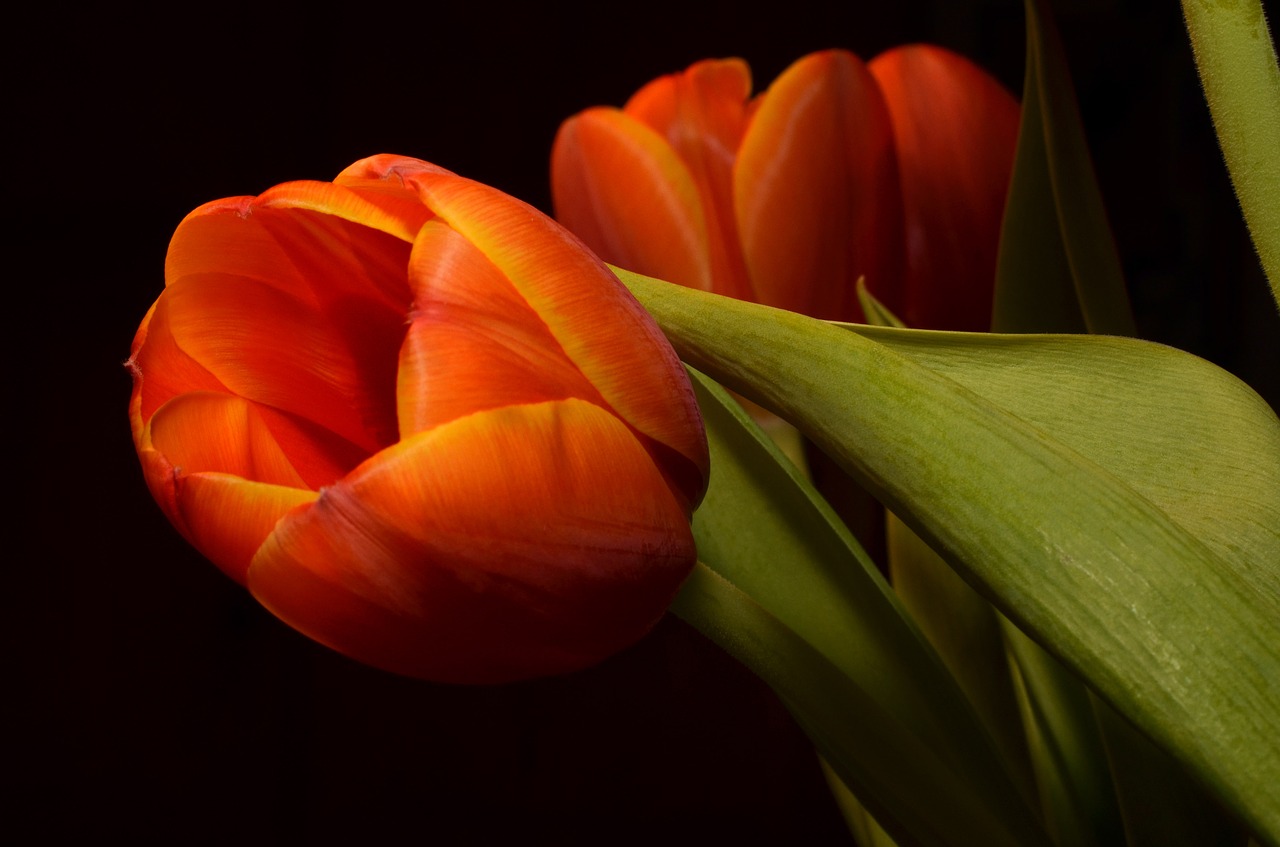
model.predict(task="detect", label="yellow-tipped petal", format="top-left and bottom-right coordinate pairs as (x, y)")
top-left (405, 168), bottom-right (709, 508)
top-left (396, 220), bottom-right (602, 436)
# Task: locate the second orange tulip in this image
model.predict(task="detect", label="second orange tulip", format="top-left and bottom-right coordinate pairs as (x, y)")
top-left (552, 46), bottom-right (1019, 331)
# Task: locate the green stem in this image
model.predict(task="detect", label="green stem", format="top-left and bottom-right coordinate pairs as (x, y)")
top-left (1182, 0), bottom-right (1280, 309)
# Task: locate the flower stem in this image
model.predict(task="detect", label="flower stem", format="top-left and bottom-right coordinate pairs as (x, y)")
top-left (1182, 0), bottom-right (1280, 310)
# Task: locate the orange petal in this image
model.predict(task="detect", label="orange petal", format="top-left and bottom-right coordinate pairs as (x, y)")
top-left (396, 220), bottom-right (603, 436)
top-left (176, 473), bottom-right (317, 585)
top-left (147, 392), bottom-right (308, 488)
top-left (624, 58), bottom-right (753, 209)
top-left (133, 290), bottom-right (373, 490)
top-left (248, 398), bottom-right (696, 683)
top-left (336, 154), bottom-right (455, 186)
top-left (159, 271), bottom-right (399, 457)
top-left (623, 58), bottom-right (756, 301)
top-left (869, 45), bottom-right (1020, 331)
top-left (165, 198), bottom-right (418, 445)
top-left (551, 107), bottom-right (715, 292)
top-left (256, 177), bottom-right (433, 244)
top-left (129, 290), bottom-right (230, 428)
top-left (138, 392), bottom-right (317, 582)
top-left (404, 167), bottom-right (709, 510)
top-left (736, 49), bottom-right (905, 321)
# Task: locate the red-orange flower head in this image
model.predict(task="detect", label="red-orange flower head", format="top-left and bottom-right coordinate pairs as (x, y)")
top-left (128, 155), bottom-right (710, 684)
top-left (552, 46), bottom-right (1019, 331)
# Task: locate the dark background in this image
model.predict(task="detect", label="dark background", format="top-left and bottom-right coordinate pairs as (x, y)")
top-left (9, 0), bottom-right (1277, 844)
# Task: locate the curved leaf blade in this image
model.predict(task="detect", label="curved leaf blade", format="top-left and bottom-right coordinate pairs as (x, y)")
top-left (621, 267), bottom-right (1280, 841)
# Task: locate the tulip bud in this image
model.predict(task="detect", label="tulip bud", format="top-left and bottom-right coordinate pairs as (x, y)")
top-left (128, 155), bottom-right (709, 684)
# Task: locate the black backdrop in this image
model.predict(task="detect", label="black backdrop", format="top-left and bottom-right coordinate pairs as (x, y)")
top-left (10, 1), bottom-right (1278, 843)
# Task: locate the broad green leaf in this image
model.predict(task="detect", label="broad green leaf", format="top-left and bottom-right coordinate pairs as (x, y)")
top-left (620, 267), bottom-right (1280, 842)
top-left (861, 281), bottom-right (1037, 799)
top-left (865, 271), bottom-right (1126, 844)
top-left (861, 269), bottom-right (1246, 846)
top-left (1182, 0), bottom-right (1280, 305)
top-left (677, 369), bottom-right (1048, 847)
top-left (993, 0), bottom-right (1136, 335)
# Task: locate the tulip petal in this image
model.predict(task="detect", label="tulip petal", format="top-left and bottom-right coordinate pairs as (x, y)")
top-left (158, 270), bottom-right (399, 458)
top-left (177, 474), bottom-right (317, 585)
top-left (248, 398), bottom-right (695, 683)
top-left (551, 108), bottom-right (716, 293)
top-left (139, 391), bottom-right (318, 582)
top-left (389, 167), bottom-right (708, 509)
top-left (396, 220), bottom-right (603, 435)
top-left (622, 59), bottom-right (756, 301)
top-left (736, 49), bottom-right (905, 321)
top-left (163, 181), bottom-right (425, 459)
top-left (869, 45), bottom-right (1020, 331)
top-left (625, 58), bottom-right (753, 168)
top-left (147, 391), bottom-right (308, 488)
top-left (129, 290), bottom-right (230, 427)
top-left (256, 177), bottom-right (434, 244)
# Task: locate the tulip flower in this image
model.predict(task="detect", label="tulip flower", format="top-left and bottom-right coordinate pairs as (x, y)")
top-left (551, 45), bottom-right (1019, 330)
top-left (128, 154), bottom-right (709, 684)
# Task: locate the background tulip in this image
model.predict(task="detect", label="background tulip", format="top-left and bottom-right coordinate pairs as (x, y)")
top-left (128, 154), bottom-right (709, 684)
top-left (552, 45), bottom-right (1019, 330)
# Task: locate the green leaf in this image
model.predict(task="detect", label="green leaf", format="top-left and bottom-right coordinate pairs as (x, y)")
top-left (993, 0), bottom-right (1137, 335)
top-left (620, 267), bottom-right (1280, 842)
top-left (865, 257), bottom-right (1128, 846)
top-left (676, 369), bottom-right (1048, 847)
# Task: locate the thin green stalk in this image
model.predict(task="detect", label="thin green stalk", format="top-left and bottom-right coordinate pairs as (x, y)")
top-left (1182, 0), bottom-right (1280, 308)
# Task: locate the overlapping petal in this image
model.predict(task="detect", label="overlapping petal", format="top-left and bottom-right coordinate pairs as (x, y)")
top-left (379, 158), bottom-right (709, 509)
top-left (396, 220), bottom-right (604, 435)
top-left (624, 59), bottom-right (755, 302)
top-left (248, 398), bottom-right (694, 683)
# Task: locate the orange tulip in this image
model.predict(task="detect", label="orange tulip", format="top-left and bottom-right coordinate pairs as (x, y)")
top-left (551, 45), bottom-right (1019, 331)
top-left (128, 154), bottom-right (709, 684)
